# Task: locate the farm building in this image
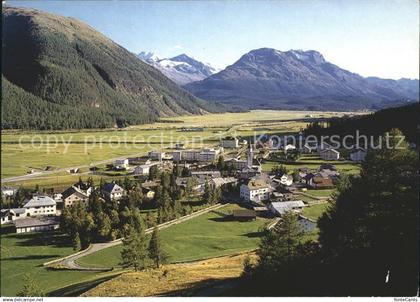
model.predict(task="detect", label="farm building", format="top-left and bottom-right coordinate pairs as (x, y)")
top-left (1, 208), bottom-right (27, 225)
top-left (232, 209), bottom-right (257, 221)
top-left (320, 148), bottom-right (340, 160)
top-left (14, 217), bottom-right (60, 234)
top-left (268, 201), bottom-right (306, 216)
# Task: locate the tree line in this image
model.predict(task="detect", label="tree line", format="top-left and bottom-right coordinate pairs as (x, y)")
top-left (239, 129), bottom-right (418, 296)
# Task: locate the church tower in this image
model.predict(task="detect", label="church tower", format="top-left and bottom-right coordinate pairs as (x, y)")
top-left (247, 143), bottom-right (254, 167)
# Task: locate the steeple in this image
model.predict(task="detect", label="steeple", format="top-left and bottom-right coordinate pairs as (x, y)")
top-left (247, 143), bottom-right (254, 167)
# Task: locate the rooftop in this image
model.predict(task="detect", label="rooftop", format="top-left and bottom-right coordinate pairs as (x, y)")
top-left (23, 196), bottom-right (56, 208)
top-left (14, 216), bottom-right (60, 229)
top-left (246, 179), bottom-right (269, 190)
top-left (270, 200), bottom-right (306, 215)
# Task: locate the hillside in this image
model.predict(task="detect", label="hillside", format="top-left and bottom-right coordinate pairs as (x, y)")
top-left (138, 52), bottom-right (217, 85)
top-left (185, 48), bottom-right (419, 111)
top-left (305, 102), bottom-right (419, 143)
top-left (2, 7), bottom-right (215, 130)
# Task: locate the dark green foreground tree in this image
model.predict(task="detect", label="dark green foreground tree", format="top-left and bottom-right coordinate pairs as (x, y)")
top-left (318, 129), bottom-right (419, 296)
top-left (148, 226), bottom-right (168, 268)
top-left (120, 228), bottom-right (148, 271)
top-left (241, 129), bottom-right (418, 296)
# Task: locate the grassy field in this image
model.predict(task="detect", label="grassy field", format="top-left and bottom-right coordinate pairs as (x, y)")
top-left (77, 204), bottom-right (271, 268)
top-left (2, 110), bottom-right (352, 179)
top-left (262, 160), bottom-right (360, 175)
top-left (302, 203), bottom-right (331, 221)
top-left (0, 227), bottom-right (118, 297)
top-left (83, 252), bottom-right (256, 297)
top-left (305, 189), bottom-right (336, 198)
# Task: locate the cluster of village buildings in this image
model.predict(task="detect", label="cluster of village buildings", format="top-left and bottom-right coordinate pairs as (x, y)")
top-left (1, 136), bottom-right (368, 233)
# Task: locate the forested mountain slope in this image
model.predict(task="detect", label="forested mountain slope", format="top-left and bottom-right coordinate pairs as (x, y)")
top-left (2, 7), bottom-right (215, 130)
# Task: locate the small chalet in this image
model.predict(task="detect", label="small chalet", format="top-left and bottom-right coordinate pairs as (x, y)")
top-left (232, 209), bottom-right (257, 221)
top-left (102, 183), bottom-right (125, 200)
top-left (320, 148), bottom-right (340, 161)
top-left (61, 186), bottom-right (89, 208)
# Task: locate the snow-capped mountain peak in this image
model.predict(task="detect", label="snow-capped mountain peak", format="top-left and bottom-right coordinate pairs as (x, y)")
top-left (138, 51), bottom-right (161, 63)
top-left (137, 52), bottom-right (217, 85)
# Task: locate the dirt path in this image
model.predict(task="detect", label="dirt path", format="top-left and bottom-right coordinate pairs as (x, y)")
top-left (44, 203), bottom-right (228, 271)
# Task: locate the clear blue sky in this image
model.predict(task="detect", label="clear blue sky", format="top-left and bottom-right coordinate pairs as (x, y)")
top-left (8, 0), bottom-right (419, 79)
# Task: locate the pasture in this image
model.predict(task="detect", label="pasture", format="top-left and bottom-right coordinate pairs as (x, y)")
top-left (77, 204), bottom-right (271, 268)
top-left (2, 110), bottom-right (351, 180)
top-left (0, 227), bottom-right (117, 297)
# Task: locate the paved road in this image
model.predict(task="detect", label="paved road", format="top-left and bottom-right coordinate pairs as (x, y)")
top-left (46, 203), bottom-right (228, 271)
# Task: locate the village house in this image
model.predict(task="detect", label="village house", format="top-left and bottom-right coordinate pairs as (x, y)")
top-left (350, 148), bottom-right (367, 162)
top-left (23, 196), bottom-right (56, 217)
top-left (14, 216), bottom-right (60, 234)
top-left (309, 174), bottom-right (335, 189)
top-left (1, 208), bottom-right (27, 225)
top-left (73, 181), bottom-right (93, 196)
top-left (134, 164), bottom-right (156, 175)
top-left (221, 137), bottom-right (239, 148)
top-left (115, 158), bottom-right (129, 168)
top-left (61, 186), bottom-right (89, 208)
top-left (320, 148), bottom-right (340, 160)
top-left (240, 178), bottom-right (271, 203)
top-left (102, 183), bottom-right (125, 200)
top-left (1, 186), bottom-right (17, 197)
top-left (268, 200), bottom-right (306, 216)
top-left (279, 174), bottom-right (294, 186)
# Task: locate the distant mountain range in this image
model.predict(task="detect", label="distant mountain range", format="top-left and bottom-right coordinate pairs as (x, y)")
top-left (2, 7), bottom-right (218, 130)
top-left (2, 6), bottom-right (418, 131)
top-left (138, 52), bottom-right (218, 85)
top-left (184, 48), bottom-right (419, 111)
